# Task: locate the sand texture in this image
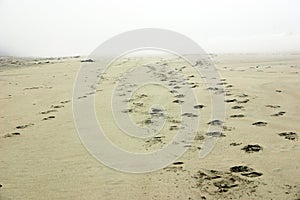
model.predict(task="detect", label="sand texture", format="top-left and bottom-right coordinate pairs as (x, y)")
top-left (0, 54), bottom-right (300, 199)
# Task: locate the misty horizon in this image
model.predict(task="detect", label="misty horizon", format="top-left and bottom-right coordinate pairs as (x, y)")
top-left (1, 0), bottom-right (300, 57)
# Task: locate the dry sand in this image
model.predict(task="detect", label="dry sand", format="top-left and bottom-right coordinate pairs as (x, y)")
top-left (0, 54), bottom-right (300, 199)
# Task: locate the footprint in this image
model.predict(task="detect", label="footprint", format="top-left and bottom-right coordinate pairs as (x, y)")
top-left (81, 59), bottom-right (94, 62)
top-left (16, 123), bottom-right (34, 129)
top-left (172, 161), bottom-right (184, 165)
top-left (173, 99), bottom-right (184, 104)
top-left (266, 105), bottom-right (280, 108)
top-left (208, 120), bottom-right (223, 126)
top-left (4, 132), bottom-right (21, 138)
top-left (133, 102), bottom-right (144, 107)
top-left (241, 172), bottom-right (263, 178)
top-left (238, 94), bottom-right (248, 98)
top-left (230, 165), bottom-right (253, 173)
top-left (278, 132), bottom-right (298, 141)
top-left (225, 99), bottom-right (237, 103)
top-left (169, 125), bottom-right (179, 131)
top-left (43, 116), bottom-right (55, 120)
top-left (194, 104), bottom-right (205, 109)
top-left (232, 106), bottom-right (244, 109)
top-left (182, 113), bottom-right (198, 118)
top-left (60, 100), bottom-right (70, 104)
top-left (207, 87), bottom-right (220, 91)
top-left (237, 99), bottom-right (249, 104)
top-left (51, 105), bottom-right (64, 109)
top-left (150, 108), bottom-right (164, 117)
top-left (193, 169), bottom-right (259, 194)
top-left (77, 95), bottom-right (87, 99)
top-left (213, 180), bottom-right (238, 192)
top-left (206, 131), bottom-right (225, 137)
top-left (230, 166), bottom-right (262, 177)
top-left (252, 121), bottom-right (268, 126)
top-left (169, 90), bottom-right (178, 94)
top-left (230, 142), bottom-right (242, 146)
top-left (230, 114), bottom-right (245, 118)
top-left (122, 108), bottom-right (133, 113)
top-left (241, 144), bottom-right (263, 153)
top-left (271, 111), bottom-right (286, 116)
top-left (24, 86), bottom-right (42, 90)
top-left (40, 110), bottom-right (57, 114)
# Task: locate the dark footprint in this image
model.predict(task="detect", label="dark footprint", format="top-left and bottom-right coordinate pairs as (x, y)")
top-left (271, 111), bottom-right (286, 116)
top-left (266, 105), bottom-right (280, 108)
top-left (182, 113), bottom-right (198, 117)
top-left (40, 110), bottom-right (57, 114)
top-left (241, 144), bottom-right (263, 153)
top-left (43, 116), bottom-right (55, 120)
top-left (232, 106), bottom-right (244, 109)
top-left (208, 120), bottom-right (223, 126)
top-left (52, 105), bottom-right (64, 109)
top-left (4, 132), bottom-right (21, 138)
top-left (207, 87), bottom-right (220, 91)
top-left (77, 95), bottom-right (87, 99)
top-left (214, 180), bottom-right (238, 193)
top-left (194, 104), bottom-right (205, 109)
top-left (169, 125), bottom-right (179, 131)
top-left (206, 131), bottom-right (225, 137)
top-left (230, 114), bottom-right (245, 118)
top-left (237, 99), bottom-right (249, 104)
top-left (225, 99), bottom-right (237, 103)
top-left (60, 100), bottom-right (70, 104)
top-left (81, 59), bottom-right (94, 62)
top-left (16, 123), bottom-right (34, 129)
top-left (241, 172), bottom-right (263, 178)
top-left (150, 108), bottom-right (164, 117)
top-left (230, 142), bottom-right (242, 146)
top-left (238, 94), bottom-right (248, 98)
top-left (230, 166), bottom-right (253, 173)
top-left (173, 161), bottom-right (184, 165)
top-left (144, 119), bottom-right (152, 125)
top-left (173, 99), bottom-right (184, 104)
top-left (278, 132), bottom-right (298, 141)
top-left (133, 102), bottom-right (144, 107)
top-left (252, 121), bottom-right (268, 126)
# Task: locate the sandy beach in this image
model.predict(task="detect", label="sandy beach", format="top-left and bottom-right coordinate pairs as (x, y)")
top-left (0, 54), bottom-right (300, 199)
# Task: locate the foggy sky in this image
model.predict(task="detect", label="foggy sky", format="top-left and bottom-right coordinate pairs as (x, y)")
top-left (0, 0), bottom-right (299, 57)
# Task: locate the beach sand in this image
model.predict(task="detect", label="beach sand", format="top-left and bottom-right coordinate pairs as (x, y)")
top-left (0, 54), bottom-right (299, 199)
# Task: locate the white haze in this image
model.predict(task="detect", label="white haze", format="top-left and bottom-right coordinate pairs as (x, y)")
top-left (0, 0), bottom-right (299, 57)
